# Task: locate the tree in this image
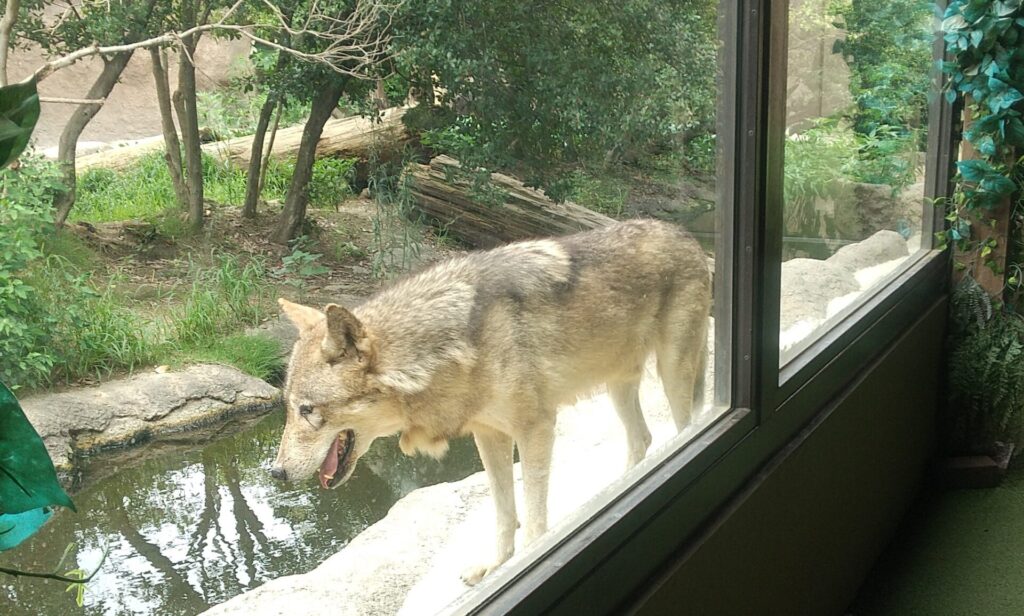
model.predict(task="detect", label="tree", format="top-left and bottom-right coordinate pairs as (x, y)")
top-left (392, 0), bottom-right (719, 198)
top-left (2, 0), bottom-right (400, 228)
top-left (269, 0), bottom-right (390, 243)
top-left (13, 0), bottom-right (170, 226)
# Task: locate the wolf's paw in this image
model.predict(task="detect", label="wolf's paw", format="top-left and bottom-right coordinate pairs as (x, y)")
top-left (460, 563), bottom-right (494, 586)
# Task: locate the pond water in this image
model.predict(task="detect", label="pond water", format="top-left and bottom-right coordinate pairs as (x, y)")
top-left (0, 410), bottom-right (483, 616)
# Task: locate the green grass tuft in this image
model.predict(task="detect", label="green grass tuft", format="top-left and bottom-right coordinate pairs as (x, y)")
top-left (74, 151), bottom-right (356, 224)
top-left (175, 333), bottom-right (285, 382)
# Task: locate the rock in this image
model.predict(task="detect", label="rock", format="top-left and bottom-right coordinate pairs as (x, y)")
top-left (21, 364), bottom-right (280, 471)
top-left (780, 258), bottom-right (860, 330)
top-left (826, 229), bottom-right (909, 273)
top-left (201, 321), bottom-right (717, 616)
top-left (202, 475), bottom-right (491, 616)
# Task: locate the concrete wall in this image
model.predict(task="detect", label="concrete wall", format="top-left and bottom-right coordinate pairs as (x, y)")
top-left (632, 297), bottom-right (945, 615)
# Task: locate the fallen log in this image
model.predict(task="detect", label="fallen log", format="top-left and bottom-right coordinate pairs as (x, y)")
top-left (406, 155), bottom-right (613, 248)
top-left (76, 106), bottom-right (409, 173)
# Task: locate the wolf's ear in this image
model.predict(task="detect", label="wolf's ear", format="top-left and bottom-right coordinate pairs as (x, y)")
top-left (278, 298), bottom-right (323, 332)
top-left (323, 304), bottom-right (372, 362)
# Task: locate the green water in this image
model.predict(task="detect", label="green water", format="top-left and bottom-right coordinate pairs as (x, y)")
top-left (0, 410), bottom-right (483, 616)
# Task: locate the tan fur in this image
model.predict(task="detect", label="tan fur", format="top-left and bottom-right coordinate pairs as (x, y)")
top-left (271, 219), bottom-right (711, 585)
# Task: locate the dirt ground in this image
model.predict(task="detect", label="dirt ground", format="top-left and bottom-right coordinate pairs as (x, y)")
top-left (68, 197), bottom-right (453, 325)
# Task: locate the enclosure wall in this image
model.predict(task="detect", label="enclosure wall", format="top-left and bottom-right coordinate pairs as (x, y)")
top-left (632, 296), bottom-right (946, 615)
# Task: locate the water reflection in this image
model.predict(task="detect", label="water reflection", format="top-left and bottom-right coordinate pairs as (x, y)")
top-left (0, 411), bottom-right (482, 615)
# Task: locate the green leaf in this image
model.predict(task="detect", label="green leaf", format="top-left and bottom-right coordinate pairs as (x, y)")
top-left (996, 0), bottom-right (1021, 17)
top-left (958, 158), bottom-right (997, 182)
top-left (0, 382), bottom-right (75, 515)
top-left (0, 507), bottom-right (53, 551)
top-left (0, 79), bottom-right (40, 169)
top-left (981, 173), bottom-right (1017, 197)
top-left (1006, 116), bottom-right (1024, 146)
top-left (989, 88), bottom-right (1024, 112)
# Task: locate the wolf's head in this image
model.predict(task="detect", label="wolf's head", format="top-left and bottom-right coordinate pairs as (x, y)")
top-left (271, 298), bottom-right (403, 489)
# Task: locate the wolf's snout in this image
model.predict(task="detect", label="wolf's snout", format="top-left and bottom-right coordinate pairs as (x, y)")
top-left (269, 466), bottom-right (288, 481)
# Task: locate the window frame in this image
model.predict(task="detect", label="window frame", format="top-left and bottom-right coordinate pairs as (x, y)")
top-left (449, 1), bottom-right (956, 614)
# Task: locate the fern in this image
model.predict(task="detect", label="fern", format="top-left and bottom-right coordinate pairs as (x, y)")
top-left (946, 277), bottom-right (1024, 454)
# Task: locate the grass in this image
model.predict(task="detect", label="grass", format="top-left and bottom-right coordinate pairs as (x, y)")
top-left (74, 151), bottom-right (356, 225)
top-left (567, 169), bottom-right (628, 217)
top-left (18, 251), bottom-right (284, 390)
top-left (175, 333), bottom-right (284, 383)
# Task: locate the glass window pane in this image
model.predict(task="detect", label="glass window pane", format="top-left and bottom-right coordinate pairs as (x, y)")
top-left (2, 1), bottom-right (734, 614)
top-left (780, 0), bottom-right (938, 363)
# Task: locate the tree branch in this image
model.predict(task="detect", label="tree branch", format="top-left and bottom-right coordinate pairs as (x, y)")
top-left (0, 546), bottom-right (108, 584)
top-left (40, 96), bottom-right (107, 105)
top-left (21, 0), bottom-right (404, 85)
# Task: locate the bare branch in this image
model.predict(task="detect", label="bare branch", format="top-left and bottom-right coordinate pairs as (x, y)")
top-left (40, 96), bottom-right (107, 104)
top-left (21, 0), bottom-right (404, 85)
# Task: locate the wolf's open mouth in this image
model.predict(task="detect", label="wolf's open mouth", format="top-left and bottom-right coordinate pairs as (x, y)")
top-left (319, 429), bottom-right (355, 489)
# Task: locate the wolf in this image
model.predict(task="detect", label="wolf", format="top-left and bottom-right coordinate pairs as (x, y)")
top-left (271, 219), bottom-right (711, 585)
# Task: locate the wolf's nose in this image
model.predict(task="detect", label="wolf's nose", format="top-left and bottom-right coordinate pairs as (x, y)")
top-left (270, 467), bottom-right (288, 481)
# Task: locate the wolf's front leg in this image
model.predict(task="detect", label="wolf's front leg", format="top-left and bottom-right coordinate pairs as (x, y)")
top-left (462, 427), bottom-right (517, 586)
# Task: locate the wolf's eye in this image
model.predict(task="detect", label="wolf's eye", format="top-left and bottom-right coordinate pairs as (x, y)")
top-left (298, 404), bottom-right (314, 417)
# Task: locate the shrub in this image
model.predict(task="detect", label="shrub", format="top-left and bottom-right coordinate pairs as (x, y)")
top-left (0, 156), bottom-right (65, 389)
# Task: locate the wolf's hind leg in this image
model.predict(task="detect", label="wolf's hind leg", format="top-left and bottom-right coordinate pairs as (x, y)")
top-left (462, 427), bottom-right (517, 586)
top-left (657, 337), bottom-right (702, 433)
top-left (518, 416), bottom-right (555, 545)
top-left (609, 380), bottom-right (651, 468)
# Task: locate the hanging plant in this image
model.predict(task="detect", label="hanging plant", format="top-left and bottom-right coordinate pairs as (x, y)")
top-left (940, 0), bottom-right (1024, 264)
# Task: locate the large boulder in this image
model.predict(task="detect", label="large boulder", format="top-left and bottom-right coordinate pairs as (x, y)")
top-left (21, 364), bottom-right (280, 470)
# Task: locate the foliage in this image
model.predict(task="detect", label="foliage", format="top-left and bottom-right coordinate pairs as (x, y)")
top-left (196, 86), bottom-right (310, 140)
top-left (394, 0), bottom-right (719, 196)
top-left (0, 156), bottom-right (66, 389)
top-left (946, 277), bottom-right (1024, 453)
top-left (830, 0), bottom-right (934, 135)
top-left (169, 254), bottom-right (270, 347)
top-left (940, 0), bottom-right (1024, 255)
top-left (565, 170), bottom-right (627, 218)
top-left (367, 148), bottom-right (422, 278)
top-left (274, 237), bottom-right (330, 278)
top-left (36, 261), bottom-right (157, 385)
top-left (15, 0), bottom-right (172, 57)
top-left (308, 157), bottom-right (356, 208)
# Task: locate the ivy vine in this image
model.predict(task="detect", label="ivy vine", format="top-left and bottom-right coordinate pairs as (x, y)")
top-left (940, 0), bottom-right (1024, 289)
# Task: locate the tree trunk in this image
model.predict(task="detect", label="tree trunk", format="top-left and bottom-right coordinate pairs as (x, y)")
top-left (258, 100), bottom-right (283, 195)
top-left (53, 52), bottom-right (134, 227)
top-left (272, 79), bottom-right (347, 244)
top-left (0, 0), bottom-right (19, 86)
top-left (175, 36), bottom-right (204, 229)
top-left (406, 155), bottom-right (614, 248)
top-left (150, 47), bottom-right (191, 211)
top-left (241, 93), bottom-right (278, 218)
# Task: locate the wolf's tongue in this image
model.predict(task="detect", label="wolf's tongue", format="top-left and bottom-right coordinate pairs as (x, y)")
top-left (319, 436), bottom-right (340, 489)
